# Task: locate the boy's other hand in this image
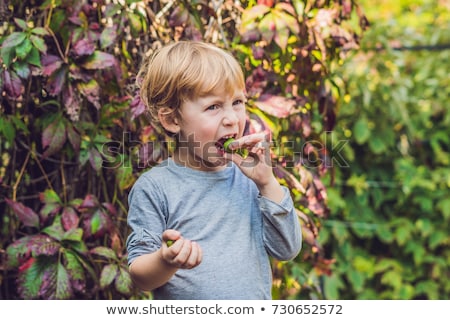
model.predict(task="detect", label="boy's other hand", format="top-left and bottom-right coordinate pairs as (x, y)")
top-left (161, 229), bottom-right (203, 269)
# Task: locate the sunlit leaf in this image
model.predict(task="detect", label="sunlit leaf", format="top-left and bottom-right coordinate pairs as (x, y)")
top-left (30, 34), bottom-right (47, 53)
top-left (15, 38), bottom-right (33, 59)
top-left (100, 27), bottom-right (117, 49)
top-left (91, 246), bottom-right (117, 260)
top-left (100, 264), bottom-right (118, 288)
top-left (254, 94), bottom-right (297, 118)
top-left (2, 32), bottom-right (27, 48)
top-left (115, 267), bottom-right (132, 294)
top-left (82, 51), bottom-right (116, 70)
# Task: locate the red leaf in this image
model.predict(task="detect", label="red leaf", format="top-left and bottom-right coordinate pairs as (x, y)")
top-left (5, 198), bottom-right (40, 228)
top-left (18, 257), bottom-right (35, 273)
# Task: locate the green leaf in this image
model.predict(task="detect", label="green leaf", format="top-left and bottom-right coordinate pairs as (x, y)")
top-left (380, 270), bottom-right (402, 290)
top-left (19, 258), bottom-right (44, 299)
top-left (353, 117), bottom-right (370, 144)
top-left (40, 188), bottom-right (62, 204)
top-left (428, 231), bottom-right (448, 249)
top-left (42, 216), bottom-right (65, 241)
top-left (436, 198), bottom-right (450, 219)
top-left (64, 250), bottom-right (86, 284)
top-left (323, 273), bottom-right (344, 299)
top-left (368, 135), bottom-right (386, 154)
top-left (115, 267), bottom-right (132, 294)
top-left (62, 228), bottom-right (83, 242)
top-left (100, 264), bottom-right (118, 288)
top-left (347, 270), bottom-right (365, 292)
top-left (31, 27), bottom-right (50, 36)
top-left (1, 45), bottom-right (14, 66)
top-left (0, 117), bottom-right (16, 144)
top-left (15, 38), bottom-right (33, 59)
top-left (30, 34), bottom-right (47, 53)
top-left (91, 210), bottom-right (101, 234)
top-left (55, 262), bottom-right (72, 299)
top-left (2, 32), bottom-right (27, 48)
top-left (90, 246), bottom-right (117, 260)
top-left (27, 47), bottom-right (42, 67)
top-left (14, 18), bottom-right (28, 30)
top-left (117, 164), bottom-right (134, 190)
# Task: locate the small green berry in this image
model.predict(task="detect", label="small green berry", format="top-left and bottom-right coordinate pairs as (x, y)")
top-left (166, 240), bottom-right (174, 247)
top-left (223, 138), bottom-right (249, 158)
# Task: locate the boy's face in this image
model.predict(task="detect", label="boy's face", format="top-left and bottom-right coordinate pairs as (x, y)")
top-left (175, 88), bottom-right (247, 171)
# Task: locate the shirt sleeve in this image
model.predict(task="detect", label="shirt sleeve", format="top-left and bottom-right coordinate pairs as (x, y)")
top-left (125, 175), bottom-right (167, 265)
top-left (258, 186), bottom-right (302, 261)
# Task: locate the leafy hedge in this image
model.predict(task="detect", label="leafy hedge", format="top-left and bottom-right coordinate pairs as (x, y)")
top-left (320, 0), bottom-right (450, 299)
top-left (0, 0), bottom-right (367, 299)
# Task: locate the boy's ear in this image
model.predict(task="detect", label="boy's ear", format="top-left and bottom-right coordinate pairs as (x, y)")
top-left (158, 107), bottom-right (180, 134)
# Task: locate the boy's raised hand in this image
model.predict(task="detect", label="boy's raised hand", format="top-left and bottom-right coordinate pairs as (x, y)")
top-left (161, 229), bottom-right (203, 269)
top-left (223, 132), bottom-right (274, 187)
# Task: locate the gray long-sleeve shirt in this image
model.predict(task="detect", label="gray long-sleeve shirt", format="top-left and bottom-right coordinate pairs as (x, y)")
top-left (126, 158), bottom-right (302, 299)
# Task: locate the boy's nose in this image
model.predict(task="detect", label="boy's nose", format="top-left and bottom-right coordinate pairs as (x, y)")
top-left (222, 109), bottom-right (239, 126)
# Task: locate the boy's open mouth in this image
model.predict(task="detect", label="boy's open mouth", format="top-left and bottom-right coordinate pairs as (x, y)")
top-left (215, 135), bottom-right (236, 153)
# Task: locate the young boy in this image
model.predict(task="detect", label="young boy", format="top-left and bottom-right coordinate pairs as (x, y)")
top-left (126, 41), bottom-right (301, 299)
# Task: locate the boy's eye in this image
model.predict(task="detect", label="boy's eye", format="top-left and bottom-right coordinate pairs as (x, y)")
top-left (233, 99), bottom-right (245, 106)
top-left (206, 104), bottom-right (220, 111)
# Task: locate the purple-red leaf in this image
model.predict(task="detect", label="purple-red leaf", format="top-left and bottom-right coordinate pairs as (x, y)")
top-left (73, 38), bottom-right (96, 56)
top-left (102, 202), bottom-right (117, 216)
top-left (46, 66), bottom-right (67, 95)
top-left (67, 124), bottom-right (81, 153)
top-left (89, 147), bottom-right (103, 171)
top-left (82, 51), bottom-right (116, 70)
top-left (41, 54), bottom-right (64, 76)
top-left (3, 70), bottom-right (23, 98)
top-left (42, 118), bottom-right (67, 158)
top-left (5, 198), bottom-right (40, 228)
top-left (77, 79), bottom-right (100, 109)
top-left (61, 206), bottom-right (79, 231)
top-left (79, 194), bottom-right (99, 209)
top-left (130, 95), bottom-right (146, 120)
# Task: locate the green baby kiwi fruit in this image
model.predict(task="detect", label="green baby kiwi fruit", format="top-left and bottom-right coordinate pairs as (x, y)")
top-left (166, 240), bottom-right (174, 247)
top-left (223, 138), bottom-right (249, 158)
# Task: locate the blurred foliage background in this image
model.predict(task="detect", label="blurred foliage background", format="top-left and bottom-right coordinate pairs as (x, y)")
top-left (319, 0), bottom-right (450, 299)
top-left (0, 0), bottom-right (448, 299)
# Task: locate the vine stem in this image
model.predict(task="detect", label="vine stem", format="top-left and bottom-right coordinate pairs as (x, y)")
top-left (31, 145), bottom-right (53, 191)
top-left (12, 151), bottom-right (31, 201)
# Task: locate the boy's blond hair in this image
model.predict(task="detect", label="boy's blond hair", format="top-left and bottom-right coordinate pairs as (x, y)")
top-left (137, 41), bottom-right (246, 134)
